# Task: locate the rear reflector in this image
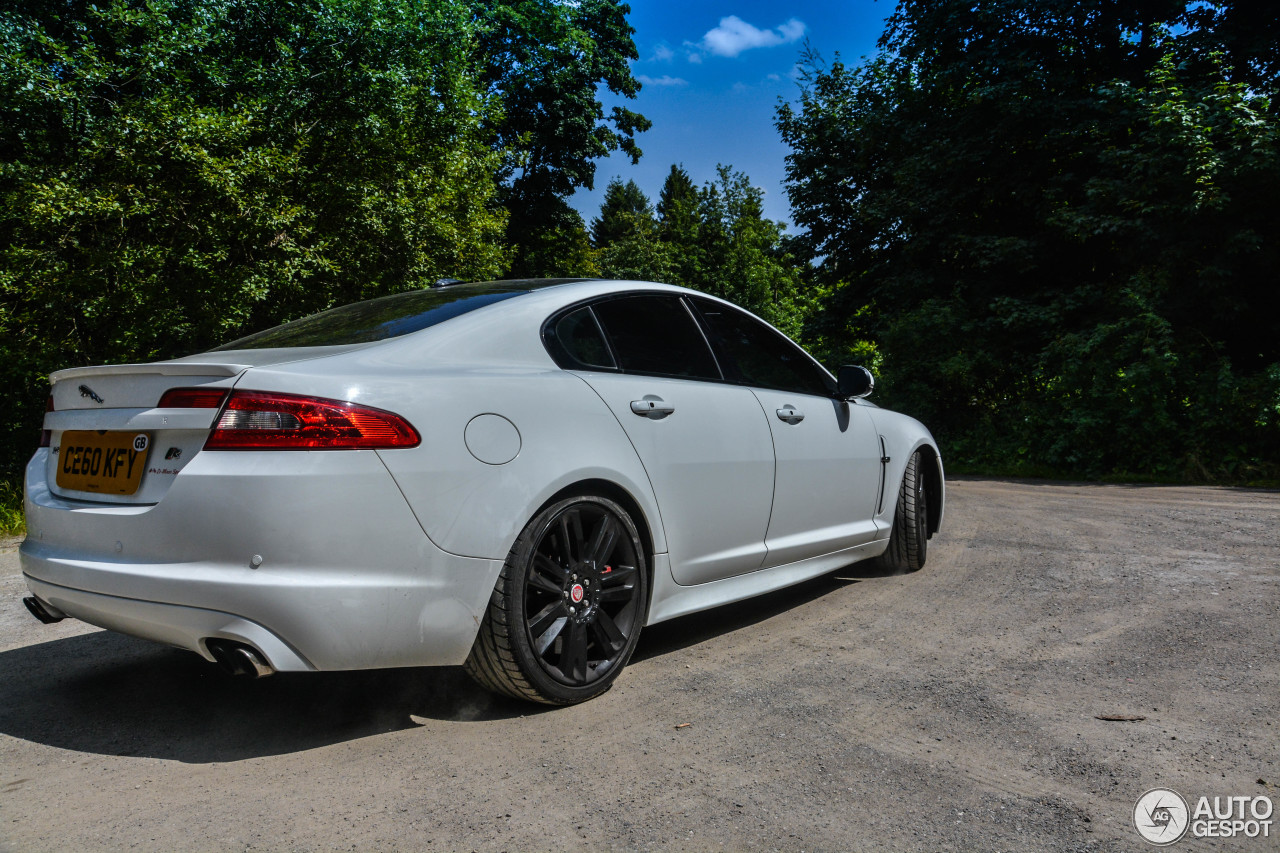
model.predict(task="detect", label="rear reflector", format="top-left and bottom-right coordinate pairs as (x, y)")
top-left (204, 390), bottom-right (420, 450)
top-left (158, 387), bottom-right (228, 409)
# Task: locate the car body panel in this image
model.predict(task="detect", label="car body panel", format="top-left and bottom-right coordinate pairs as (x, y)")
top-left (864, 408), bottom-right (946, 532)
top-left (648, 539), bottom-right (887, 625)
top-left (574, 372), bottom-right (776, 585)
top-left (23, 575), bottom-right (317, 672)
top-left (225, 356), bottom-right (668, 562)
top-left (751, 389), bottom-right (886, 567)
top-left (22, 446), bottom-right (502, 669)
top-left (21, 278), bottom-right (944, 678)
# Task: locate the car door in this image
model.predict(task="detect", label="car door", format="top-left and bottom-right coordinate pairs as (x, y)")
top-left (690, 297), bottom-right (884, 568)
top-left (549, 294), bottom-right (776, 586)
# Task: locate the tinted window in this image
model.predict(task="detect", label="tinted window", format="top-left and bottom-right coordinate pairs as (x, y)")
top-left (552, 307), bottom-right (616, 369)
top-left (593, 296), bottom-right (720, 380)
top-left (213, 280), bottom-right (580, 350)
top-left (692, 298), bottom-right (834, 396)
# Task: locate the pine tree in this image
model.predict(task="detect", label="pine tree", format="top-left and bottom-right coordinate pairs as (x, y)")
top-left (589, 179), bottom-right (655, 248)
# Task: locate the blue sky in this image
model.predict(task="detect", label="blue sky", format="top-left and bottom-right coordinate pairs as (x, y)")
top-left (569, 1), bottom-right (893, 230)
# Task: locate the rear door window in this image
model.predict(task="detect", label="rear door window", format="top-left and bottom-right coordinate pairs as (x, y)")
top-left (592, 296), bottom-right (721, 381)
top-left (691, 297), bottom-right (834, 396)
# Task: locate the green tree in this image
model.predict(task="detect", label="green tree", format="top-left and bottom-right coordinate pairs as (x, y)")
top-left (474, 0), bottom-right (651, 276)
top-left (0, 0), bottom-right (509, 477)
top-left (591, 178), bottom-right (673, 282)
top-left (509, 199), bottom-right (599, 279)
top-left (656, 164), bottom-right (699, 242)
top-left (777, 0), bottom-right (1280, 481)
top-left (590, 178), bottom-right (655, 247)
top-left (652, 165), bottom-right (811, 340)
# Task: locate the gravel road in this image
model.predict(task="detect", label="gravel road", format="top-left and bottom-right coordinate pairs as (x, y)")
top-left (1, 478), bottom-right (1277, 852)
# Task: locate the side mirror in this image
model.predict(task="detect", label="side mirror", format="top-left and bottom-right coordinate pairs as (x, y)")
top-left (837, 365), bottom-right (875, 399)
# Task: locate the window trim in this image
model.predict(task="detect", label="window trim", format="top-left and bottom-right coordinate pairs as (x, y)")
top-left (685, 296), bottom-right (838, 398)
top-left (542, 291), bottom-right (837, 396)
top-left (541, 304), bottom-right (619, 372)
top-left (542, 292), bottom-right (726, 383)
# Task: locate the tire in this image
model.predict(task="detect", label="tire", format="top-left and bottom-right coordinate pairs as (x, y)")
top-left (874, 449), bottom-right (929, 573)
top-left (465, 495), bottom-right (648, 705)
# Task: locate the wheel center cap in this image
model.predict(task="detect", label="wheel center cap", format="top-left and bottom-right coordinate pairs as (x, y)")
top-left (570, 583), bottom-right (585, 604)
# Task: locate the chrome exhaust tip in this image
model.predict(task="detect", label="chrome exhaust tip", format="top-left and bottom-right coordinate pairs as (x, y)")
top-left (206, 640), bottom-right (275, 679)
top-left (23, 596), bottom-right (65, 624)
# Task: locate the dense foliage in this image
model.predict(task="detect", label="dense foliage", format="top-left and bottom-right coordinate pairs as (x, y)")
top-left (475, 0), bottom-right (650, 278)
top-left (1, 0), bottom-right (1274, 510)
top-left (591, 166), bottom-right (812, 338)
top-left (0, 0), bottom-right (644, 480)
top-left (778, 0), bottom-right (1280, 481)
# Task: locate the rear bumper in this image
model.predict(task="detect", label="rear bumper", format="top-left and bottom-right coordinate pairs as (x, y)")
top-left (22, 575), bottom-right (315, 670)
top-left (21, 449), bottom-right (503, 670)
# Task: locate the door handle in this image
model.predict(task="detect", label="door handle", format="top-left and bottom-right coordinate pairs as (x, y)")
top-left (776, 406), bottom-right (804, 424)
top-left (631, 398), bottom-right (675, 418)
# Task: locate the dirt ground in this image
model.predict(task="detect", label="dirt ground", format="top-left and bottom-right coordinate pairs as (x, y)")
top-left (0, 478), bottom-right (1276, 852)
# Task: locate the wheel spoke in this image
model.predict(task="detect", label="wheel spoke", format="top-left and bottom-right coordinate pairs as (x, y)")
top-left (598, 585), bottom-right (634, 603)
top-left (533, 613), bottom-right (568, 657)
top-left (558, 620), bottom-right (589, 683)
top-left (568, 509), bottom-right (587, 559)
top-left (590, 608), bottom-right (626, 654)
top-left (529, 554), bottom-right (566, 595)
top-left (598, 563), bottom-right (636, 602)
top-left (585, 513), bottom-right (620, 567)
top-left (555, 515), bottom-right (572, 563)
top-left (529, 599), bottom-right (567, 639)
top-left (557, 510), bottom-right (586, 564)
top-left (600, 563), bottom-right (635, 583)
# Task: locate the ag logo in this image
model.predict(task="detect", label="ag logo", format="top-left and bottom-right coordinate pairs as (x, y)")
top-left (132, 434), bottom-right (150, 453)
top-left (1135, 788), bottom-right (1190, 845)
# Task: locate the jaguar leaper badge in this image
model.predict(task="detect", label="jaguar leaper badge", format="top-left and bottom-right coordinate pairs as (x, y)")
top-left (78, 384), bottom-right (104, 404)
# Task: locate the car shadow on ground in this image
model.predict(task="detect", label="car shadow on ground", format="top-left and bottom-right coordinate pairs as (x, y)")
top-left (0, 561), bottom-right (897, 763)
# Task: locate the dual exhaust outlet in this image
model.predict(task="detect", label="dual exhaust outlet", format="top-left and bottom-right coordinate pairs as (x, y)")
top-left (23, 596), bottom-right (274, 679)
top-left (206, 640), bottom-right (275, 679)
top-left (23, 596), bottom-right (64, 624)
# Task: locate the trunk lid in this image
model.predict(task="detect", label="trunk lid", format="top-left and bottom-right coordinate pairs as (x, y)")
top-left (43, 345), bottom-right (378, 504)
top-left (46, 360), bottom-right (250, 504)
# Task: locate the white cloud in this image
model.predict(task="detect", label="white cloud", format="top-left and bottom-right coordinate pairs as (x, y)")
top-left (777, 19), bottom-right (806, 43)
top-left (649, 44), bottom-right (675, 62)
top-left (638, 74), bottom-right (689, 87)
top-left (695, 16), bottom-right (807, 58)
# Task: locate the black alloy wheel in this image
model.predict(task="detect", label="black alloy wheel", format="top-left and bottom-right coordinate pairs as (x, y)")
top-left (465, 495), bottom-right (648, 704)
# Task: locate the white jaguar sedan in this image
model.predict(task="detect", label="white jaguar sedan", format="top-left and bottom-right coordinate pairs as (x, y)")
top-left (21, 279), bottom-right (943, 704)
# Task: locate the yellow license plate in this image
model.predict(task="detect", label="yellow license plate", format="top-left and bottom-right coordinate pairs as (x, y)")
top-left (56, 431), bottom-right (152, 495)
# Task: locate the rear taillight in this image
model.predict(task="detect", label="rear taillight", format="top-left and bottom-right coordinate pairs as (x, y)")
top-left (39, 395), bottom-right (53, 448)
top-left (158, 387), bottom-right (228, 409)
top-left (204, 390), bottom-right (420, 450)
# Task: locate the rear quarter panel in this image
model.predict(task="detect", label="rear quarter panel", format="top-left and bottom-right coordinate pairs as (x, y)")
top-left (230, 344), bottom-right (666, 563)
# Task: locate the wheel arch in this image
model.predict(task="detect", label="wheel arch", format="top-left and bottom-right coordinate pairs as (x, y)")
top-left (536, 478), bottom-right (658, 618)
top-left (465, 478), bottom-right (657, 702)
top-left (913, 443), bottom-right (945, 536)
